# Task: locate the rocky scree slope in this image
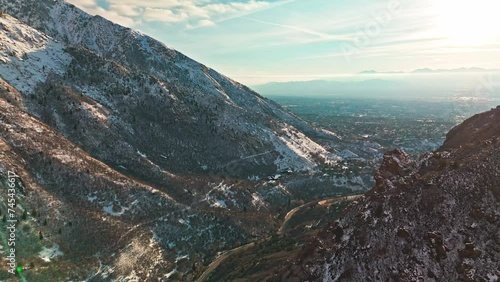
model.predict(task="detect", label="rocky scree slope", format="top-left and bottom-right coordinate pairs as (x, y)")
top-left (280, 106), bottom-right (500, 282)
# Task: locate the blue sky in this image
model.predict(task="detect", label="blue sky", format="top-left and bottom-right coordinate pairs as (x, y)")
top-left (68, 0), bottom-right (500, 85)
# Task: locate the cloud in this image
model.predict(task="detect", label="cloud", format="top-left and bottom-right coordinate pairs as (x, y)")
top-left (142, 7), bottom-right (191, 23)
top-left (66, 0), bottom-right (285, 28)
top-left (66, 0), bottom-right (138, 27)
top-left (240, 17), bottom-right (352, 41)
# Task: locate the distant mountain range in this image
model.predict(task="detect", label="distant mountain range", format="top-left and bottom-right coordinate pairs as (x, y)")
top-left (360, 67), bottom-right (500, 74)
top-left (252, 79), bottom-right (409, 98)
top-left (359, 70), bottom-right (405, 74)
top-left (254, 68), bottom-right (500, 99)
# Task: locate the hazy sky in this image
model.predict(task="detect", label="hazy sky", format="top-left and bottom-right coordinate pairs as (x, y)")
top-left (67, 0), bottom-right (500, 84)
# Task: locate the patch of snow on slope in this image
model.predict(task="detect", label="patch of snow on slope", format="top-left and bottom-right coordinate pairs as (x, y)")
top-left (81, 101), bottom-right (109, 122)
top-left (0, 14), bottom-right (71, 94)
top-left (267, 126), bottom-right (341, 172)
top-left (38, 244), bottom-right (63, 262)
top-left (202, 182), bottom-right (240, 209)
top-left (251, 193), bottom-right (266, 209)
top-left (103, 201), bottom-right (136, 216)
top-left (103, 196), bottom-right (138, 216)
top-left (321, 128), bottom-right (342, 140)
top-left (119, 270), bottom-right (140, 282)
top-left (487, 274), bottom-right (498, 282)
top-left (87, 193), bottom-right (98, 203)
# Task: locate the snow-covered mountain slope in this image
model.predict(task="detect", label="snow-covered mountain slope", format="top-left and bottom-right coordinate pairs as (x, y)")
top-left (0, 0), bottom-right (340, 179)
top-left (0, 14), bottom-right (70, 94)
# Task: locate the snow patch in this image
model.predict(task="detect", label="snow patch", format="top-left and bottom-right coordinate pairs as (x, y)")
top-left (266, 126), bottom-right (340, 172)
top-left (0, 15), bottom-right (71, 94)
top-left (87, 194), bottom-right (98, 203)
top-left (38, 244), bottom-right (63, 262)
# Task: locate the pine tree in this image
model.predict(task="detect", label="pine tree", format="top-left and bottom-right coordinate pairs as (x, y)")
top-left (22, 210), bottom-right (27, 220)
top-left (39, 231), bottom-right (43, 240)
top-left (43, 219), bottom-right (47, 226)
top-left (2, 215), bottom-right (6, 222)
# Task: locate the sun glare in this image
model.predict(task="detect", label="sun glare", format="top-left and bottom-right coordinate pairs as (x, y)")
top-left (435, 0), bottom-right (500, 46)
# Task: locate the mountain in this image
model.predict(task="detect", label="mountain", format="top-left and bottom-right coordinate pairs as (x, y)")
top-left (359, 70), bottom-right (378, 74)
top-left (0, 0), bottom-right (339, 180)
top-left (277, 106), bottom-right (500, 281)
top-left (359, 67), bottom-right (500, 74)
top-left (411, 67), bottom-right (500, 73)
top-left (0, 1), bottom-right (350, 280)
top-left (359, 70), bottom-right (404, 74)
top-left (253, 70), bottom-right (500, 100)
top-left (2, 1), bottom-right (497, 281)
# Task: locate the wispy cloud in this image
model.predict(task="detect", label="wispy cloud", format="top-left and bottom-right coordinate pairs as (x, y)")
top-left (67, 0), bottom-right (138, 27)
top-left (67, 0), bottom-right (291, 28)
top-left (239, 17), bottom-right (352, 41)
top-left (65, 0), bottom-right (500, 85)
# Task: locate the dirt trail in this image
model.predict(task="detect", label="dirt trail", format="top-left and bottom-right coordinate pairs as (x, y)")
top-left (196, 194), bottom-right (364, 282)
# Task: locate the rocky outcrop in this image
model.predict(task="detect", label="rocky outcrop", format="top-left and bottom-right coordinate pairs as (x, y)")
top-left (282, 106), bottom-right (500, 282)
top-left (442, 105), bottom-right (500, 149)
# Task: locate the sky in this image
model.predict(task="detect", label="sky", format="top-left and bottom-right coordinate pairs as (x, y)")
top-left (66, 0), bottom-right (500, 85)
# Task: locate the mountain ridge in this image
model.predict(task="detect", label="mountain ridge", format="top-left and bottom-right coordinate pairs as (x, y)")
top-left (0, 1), bottom-right (340, 178)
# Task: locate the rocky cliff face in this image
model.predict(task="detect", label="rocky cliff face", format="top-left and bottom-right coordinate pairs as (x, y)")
top-left (282, 106), bottom-right (500, 281)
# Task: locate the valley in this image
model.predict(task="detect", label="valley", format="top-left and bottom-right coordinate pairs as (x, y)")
top-left (0, 0), bottom-right (498, 281)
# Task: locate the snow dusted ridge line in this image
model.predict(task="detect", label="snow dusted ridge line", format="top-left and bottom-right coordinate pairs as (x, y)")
top-left (0, 14), bottom-right (71, 94)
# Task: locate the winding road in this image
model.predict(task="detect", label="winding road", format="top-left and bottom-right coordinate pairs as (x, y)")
top-left (196, 194), bottom-right (364, 282)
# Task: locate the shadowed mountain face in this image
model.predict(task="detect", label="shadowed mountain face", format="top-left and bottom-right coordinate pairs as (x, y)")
top-left (277, 106), bottom-right (500, 281)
